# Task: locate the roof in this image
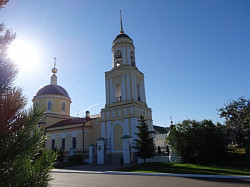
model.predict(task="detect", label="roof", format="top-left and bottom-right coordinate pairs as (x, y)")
top-left (35, 84), bottom-right (70, 98)
top-left (115, 33), bottom-right (131, 40)
top-left (47, 117), bottom-right (93, 129)
top-left (153, 125), bottom-right (170, 134)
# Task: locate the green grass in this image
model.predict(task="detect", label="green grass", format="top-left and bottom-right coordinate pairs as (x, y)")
top-left (121, 162), bottom-right (250, 176)
top-left (121, 148), bottom-right (250, 176)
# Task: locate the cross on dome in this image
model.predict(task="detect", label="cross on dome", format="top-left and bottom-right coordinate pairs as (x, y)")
top-left (52, 57), bottom-right (58, 74)
top-left (120, 10), bottom-right (124, 34)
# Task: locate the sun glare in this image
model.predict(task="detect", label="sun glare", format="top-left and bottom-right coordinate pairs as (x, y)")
top-left (8, 39), bottom-right (39, 72)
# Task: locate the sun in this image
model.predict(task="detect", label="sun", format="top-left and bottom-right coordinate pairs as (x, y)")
top-left (8, 39), bottom-right (39, 72)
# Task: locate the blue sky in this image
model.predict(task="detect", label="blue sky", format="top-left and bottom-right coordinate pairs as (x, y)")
top-left (1, 0), bottom-right (250, 126)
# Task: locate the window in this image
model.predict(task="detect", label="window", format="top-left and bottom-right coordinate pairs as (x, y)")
top-left (61, 138), bottom-right (65, 150)
top-left (47, 101), bottom-right (52, 111)
top-left (52, 139), bottom-right (55, 149)
top-left (72, 137), bottom-right (76, 149)
top-left (137, 83), bottom-right (141, 102)
top-left (62, 102), bottom-right (65, 112)
top-left (131, 51), bottom-right (135, 66)
top-left (115, 50), bottom-right (122, 66)
top-left (115, 83), bottom-right (121, 102)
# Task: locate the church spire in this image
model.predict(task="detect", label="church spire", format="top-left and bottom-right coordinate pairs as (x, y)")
top-left (120, 10), bottom-right (124, 34)
top-left (51, 57), bottom-right (58, 85)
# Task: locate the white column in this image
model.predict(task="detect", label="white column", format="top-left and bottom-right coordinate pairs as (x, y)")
top-left (101, 122), bottom-right (105, 138)
top-left (131, 117), bottom-right (138, 139)
top-left (127, 47), bottom-right (131, 65)
top-left (133, 74), bottom-right (137, 100)
top-left (142, 79), bottom-right (146, 104)
top-left (89, 145), bottom-right (94, 164)
top-left (112, 50), bottom-right (115, 67)
top-left (121, 74), bottom-right (126, 101)
top-left (105, 79), bottom-right (109, 104)
top-left (97, 139), bottom-right (105, 164)
top-left (123, 119), bottom-right (129, 135)
top-left (107, 121), bottom-right (112, 150)
top-left (122, 47), bottom-right (126, 65)
top-left (131, 74), bottom-right (135, 99)
top-left (140, 79), bottom-right (144, 103)
top-left (122, 138), bottom-right (131, 164)
top-left (109, 79), bottom-right (113, 103)
top-left (126, 74), bottom-right (131, 100)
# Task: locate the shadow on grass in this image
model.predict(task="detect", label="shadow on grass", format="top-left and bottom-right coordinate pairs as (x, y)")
top-left (120, 162), bottom-right (250, 176)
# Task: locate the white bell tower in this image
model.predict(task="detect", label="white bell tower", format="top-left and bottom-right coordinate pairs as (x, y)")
top-left (100, 13), bottom-right (153, 158)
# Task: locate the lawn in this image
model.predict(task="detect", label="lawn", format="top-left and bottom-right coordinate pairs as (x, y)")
top-left (121, 162), bottom-right (250, 176)
top-left (121, 147), bottom-right (250, 176)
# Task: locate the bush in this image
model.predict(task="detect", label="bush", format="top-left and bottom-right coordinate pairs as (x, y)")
top-left (67, 155), bottom-right (83, 165)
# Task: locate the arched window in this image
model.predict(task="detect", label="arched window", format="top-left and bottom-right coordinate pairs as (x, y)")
top-left (115, 50), bottom-right (122, 66)
top-left (115, 83), bottom-right (121, 102)
top-left (137, 83), bottom-right (141, 102)
top-left (131, 51), bottom-right (135, 66)
top-left (47, 101), bottom-right (52, 111)
top-left (62, 102), bottom-right (65, 112)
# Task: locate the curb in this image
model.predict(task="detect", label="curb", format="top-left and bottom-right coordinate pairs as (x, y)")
top-left (52, 169), bottom-right (250, 179)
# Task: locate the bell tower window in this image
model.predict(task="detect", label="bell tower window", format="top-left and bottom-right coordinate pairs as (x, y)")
top-left (115, 83), bottom-right (121, 102)
top-left (131, 51), bottom-right (135, 66)
top-left (137, 83), bottom-right (141, 102)
top-left (115, 50), bottom-right (122, 66)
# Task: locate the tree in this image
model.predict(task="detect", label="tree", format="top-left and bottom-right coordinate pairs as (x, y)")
top-left (167, 119), bottom-right (225, 164)
top-left (134, 116), bottom-right (155, 162)
top-left (0, 23), bottom-right (17, 94)
top-left (218, 97), bottom-right (250, 164)
top-left (0, 0), bottom-right (9, 8)
top-left (0, 23), bottom-right (57, 186)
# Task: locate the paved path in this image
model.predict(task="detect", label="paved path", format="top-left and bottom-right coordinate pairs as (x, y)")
top-left (51, 172), bottom-right (250, 187)
top-left (51, 164), bottom-right (250, 187)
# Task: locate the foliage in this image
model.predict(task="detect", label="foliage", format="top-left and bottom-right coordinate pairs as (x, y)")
top-left (0, 24), bottom-right (17, 95)
top-left (134, 116), bottom-right (155, 162)
top-left (0, 0), bottom-right (9, 8)
top-left (67, 155), bottom-right (83, 165)
top-left (167, 119), bottom-right (226, 164)
top-left (0, 23), bottom-right (57, 186)
top-left (218, 97), bottom-right (250, 164)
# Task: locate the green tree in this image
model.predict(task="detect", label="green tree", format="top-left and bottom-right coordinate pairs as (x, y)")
top-left (218, 97), bottom-right (250, 164)
top-left (167, 119), bottom-right (225, 164)
top-left (134, 116), bottom-right (155, 162)
top-left (0, 23), bottom-right (57, 186)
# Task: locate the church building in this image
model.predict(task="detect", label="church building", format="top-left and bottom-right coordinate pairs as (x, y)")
top-left (33, 16), bottom-right (155, 164)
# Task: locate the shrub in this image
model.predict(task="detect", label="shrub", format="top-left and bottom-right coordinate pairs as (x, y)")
top-left (68, 155), bottom-right (83, 165)
top-left (167, 119), bottom-right (226, 164)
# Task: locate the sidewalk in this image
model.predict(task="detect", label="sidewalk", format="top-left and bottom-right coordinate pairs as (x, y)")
top-left (52, 163), bottom-right (250, 179)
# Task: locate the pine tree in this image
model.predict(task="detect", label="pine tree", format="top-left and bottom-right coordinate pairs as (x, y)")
top-left (0, 23), bottom-right (57, 186)
top-left (134, 116), bottom-right (155, 162)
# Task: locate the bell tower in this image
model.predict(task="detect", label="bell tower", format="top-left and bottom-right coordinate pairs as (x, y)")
top-left (100, 13), bottom-right (153, 155)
